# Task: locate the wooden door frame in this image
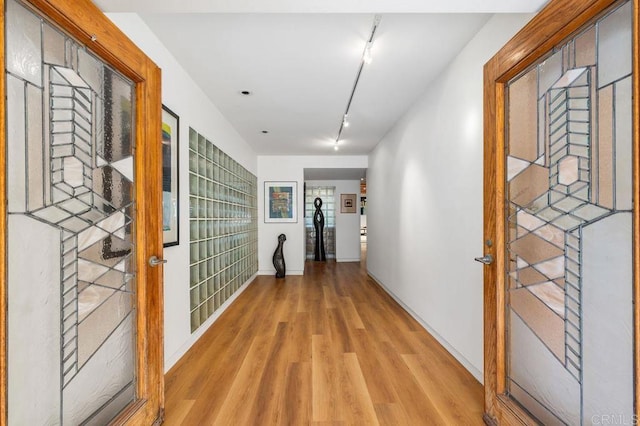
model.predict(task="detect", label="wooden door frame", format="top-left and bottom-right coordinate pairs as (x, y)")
top-left (483, 0), bottom-right (640, 423)
top-left (0, 0), bottom-right (164, 424)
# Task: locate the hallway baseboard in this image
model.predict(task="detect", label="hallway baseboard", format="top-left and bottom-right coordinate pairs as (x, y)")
top-left (366, 271), bottom-right (484, 384)
top-left (257, 270), bottom-right (304, 276)
top-left (164, 274), bottom-right (256, 372)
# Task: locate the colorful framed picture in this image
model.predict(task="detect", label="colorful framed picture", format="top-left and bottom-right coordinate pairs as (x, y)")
top-left (162, 105), bottom-right (179, 247)
top-left (341, 193), bottom-right (357, 213)
top-left (265, 181), bottom-right (297, 223)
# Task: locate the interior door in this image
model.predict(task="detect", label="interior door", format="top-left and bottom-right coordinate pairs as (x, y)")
top-left (0, 0), bottom-right (164, 424)
top-left (483, 0), bottom-right (639, 424)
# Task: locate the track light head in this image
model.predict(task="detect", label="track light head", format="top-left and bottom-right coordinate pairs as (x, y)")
top-left (363, 42), bottom-right (373, 64)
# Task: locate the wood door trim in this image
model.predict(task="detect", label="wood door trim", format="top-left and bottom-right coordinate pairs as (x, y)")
top-left (0, 0), bottom-right (164, 424)
top-left (633, 0), bottom-right (640, 416)
top-left (483, 0), bottom-right (639, 423)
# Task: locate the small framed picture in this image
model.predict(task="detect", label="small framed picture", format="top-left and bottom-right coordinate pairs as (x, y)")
top-left (341, 193), bottom-right (357, 213)
top-left (162, 105), bottom-right (179, 247)
top-left (265, 181), bottom-right (297, 223)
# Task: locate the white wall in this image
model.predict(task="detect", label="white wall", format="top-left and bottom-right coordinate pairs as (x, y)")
top-left (367, 13), bottom-right (533, 382)
top-left (106, 14), bottom-right (258, 372)
top-left (305, 180), bottom-right (362, 262)
top-left (258, 155), bottom-right (367, 275)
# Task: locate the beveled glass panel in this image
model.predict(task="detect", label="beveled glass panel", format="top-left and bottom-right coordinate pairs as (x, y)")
top-left (6, 2), bottom-right (138, 423)
top-left (538, 50), bottom-right (563, 97)
top-left (597, 1), bottom-right (632, 88)
top-left (574, 26), bottom-right (595, 68)
top-left (614, 77), bottom-right (632, 210)
top-left (597, 85), bottom-right (614, 208)
top-left (504, 1), bottom-right (634, 422)
top-left (6, 0), bottom-right (42, 87)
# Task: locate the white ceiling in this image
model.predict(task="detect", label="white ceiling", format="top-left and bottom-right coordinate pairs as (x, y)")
top-left (95, 1), bottom-right (547, 155)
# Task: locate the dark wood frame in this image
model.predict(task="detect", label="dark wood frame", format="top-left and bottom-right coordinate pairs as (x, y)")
top-left (0, 0), bottom-right (164, 424)
top-left (340, 193), bottom-right (357, 214)
top-left (483, 0), bottom-right (640, 423)
top-left (162, 104), bottom-right (180, 247)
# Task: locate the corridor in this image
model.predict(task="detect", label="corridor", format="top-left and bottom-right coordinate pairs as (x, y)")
top-left (164, 261), bottom-right (484, 424)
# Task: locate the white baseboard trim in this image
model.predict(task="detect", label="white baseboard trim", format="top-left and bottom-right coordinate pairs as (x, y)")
top-left (164, 273), bottom-right (257, 373)
top-left (367, 271), bottom-right (484, 384)
top-left (258, 269), bottom-right (304, 276)
top-left (337, 258), bottom-right (360, 263)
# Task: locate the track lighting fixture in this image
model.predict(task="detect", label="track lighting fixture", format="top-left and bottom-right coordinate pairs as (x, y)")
top-left (363, 42), bottom-right (373, 64)
top-left (332, 14), bottom-right (381, 151)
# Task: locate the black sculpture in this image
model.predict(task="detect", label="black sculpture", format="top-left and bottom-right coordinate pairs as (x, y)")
top-left (313, 197), bottom-right (326, 261)
top-left (273, 233), bottom-right (287, 278)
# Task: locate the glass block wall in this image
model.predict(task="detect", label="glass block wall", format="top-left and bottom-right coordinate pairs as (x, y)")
top-left (304, 186), bottom-right (336, 259)
top-left (188, 128), bottom-right (258, 332)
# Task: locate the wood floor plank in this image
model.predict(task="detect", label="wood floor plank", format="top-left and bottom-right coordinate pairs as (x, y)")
top-left (341, 353), bottom-right (379, 425)
top-left (213, 334), bottom-right (274, 424)
top-left (403, 353), bottom-right (485, 425)
top-left (163, 260), bottom-right (484, 425)
top-left (282, 361), bottom-right (312, 425)
top-left (311, 334), bottom-right (342, 422)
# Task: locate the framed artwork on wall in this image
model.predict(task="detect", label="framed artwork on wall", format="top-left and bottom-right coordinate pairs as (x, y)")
top-left (265, 181), bottom-right (297, 223)
top-left (162, 105), bottom-right (180, 246)
top-left (341, 193), bottom-right (357, 213)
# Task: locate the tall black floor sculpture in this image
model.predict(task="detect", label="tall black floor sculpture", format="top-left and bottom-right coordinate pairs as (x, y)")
top-left (313, 197), bottom-right (326, 261)
top-left (272, 233), bottom-right (286, 278)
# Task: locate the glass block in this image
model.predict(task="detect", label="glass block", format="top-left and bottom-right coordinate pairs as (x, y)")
top-left (190, 197), bottom-right (197, 218)
top-left (189, 174), bottom-right (197, 194)
top-left (191, 309), bottom-right (200, 332)
top-left (190, 288), bottom-right (199, 310)
top-left (189, 151), bottom-right (198, 172)
top-left (198, 156), bottom-right (206, 176)
top-left (190, 220), bottom-right (198, 240)
top-left (199, 282), bottom-right (207, 300)
top-left (190, 264), bottom-right (199, 287)
top-left (200, 304), bottom-right (208, 324)
top-left (206, 142), bottom-right (213, 160)
top-left (189, 128), bottom-right (198, 150)
top-left (187, 128), bottom-right (257, 331)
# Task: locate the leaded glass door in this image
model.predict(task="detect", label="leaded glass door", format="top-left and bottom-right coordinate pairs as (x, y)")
top-left (1, 0), bottom-right (163, 424)
top-left (483, 0), bottom-right (638, 424)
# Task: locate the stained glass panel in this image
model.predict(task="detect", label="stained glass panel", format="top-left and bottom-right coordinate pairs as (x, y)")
top-left (505, 1), bottom-right (634, 422)
top-left (6, 0), bottom-right (137, 423)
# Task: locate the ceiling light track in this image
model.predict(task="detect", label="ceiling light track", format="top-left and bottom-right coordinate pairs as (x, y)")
top-left (334, 14), bottom-right (381, 148)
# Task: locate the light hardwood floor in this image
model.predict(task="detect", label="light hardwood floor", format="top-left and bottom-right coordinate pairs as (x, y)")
top-left (163, 259), bottom-right (485, 425)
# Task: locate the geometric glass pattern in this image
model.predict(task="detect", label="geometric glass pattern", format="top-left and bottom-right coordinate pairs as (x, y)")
top-left (188, 128), bottom-right (258, 332)
top-left (6, 0), bottom-right (136, 423)
top-left (304, 186), bottom-right (336, 259)
top-left (505, 1), bottom-right (634, 423)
